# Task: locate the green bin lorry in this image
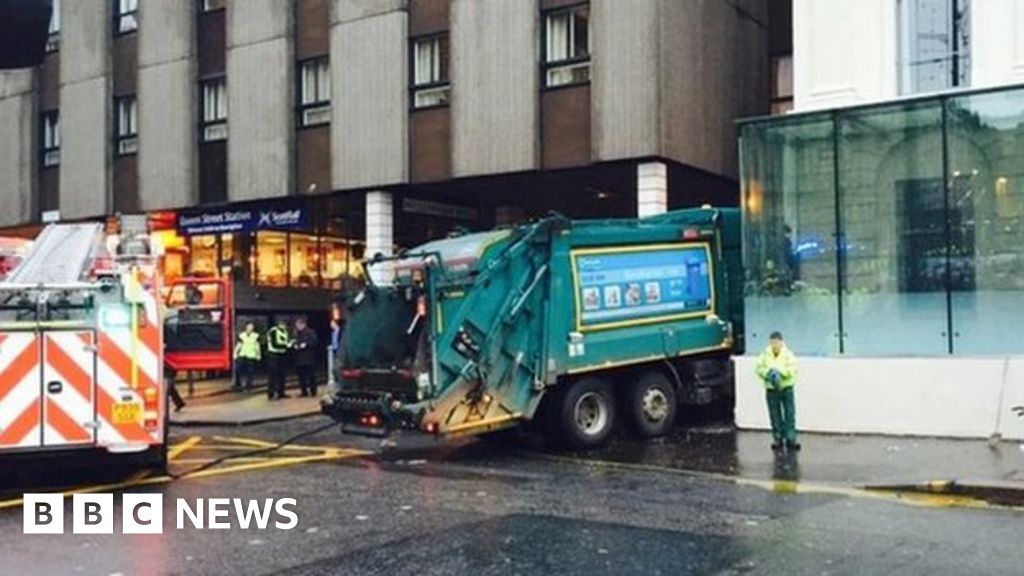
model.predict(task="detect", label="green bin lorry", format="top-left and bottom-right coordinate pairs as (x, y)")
top-left (322, 207), bottom-right (744, 448)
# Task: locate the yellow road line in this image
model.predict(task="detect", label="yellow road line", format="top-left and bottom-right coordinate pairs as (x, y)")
top-left (167, 436), bottom-right (203, 461)
top-left (535, 453), bottom-right (1008, 511)
top-left (169, 457), bottom-right (281, 465)
top-left (210, 435), bottom-right (344, 453)
top-left (0, 440), bottom-right (369, 511)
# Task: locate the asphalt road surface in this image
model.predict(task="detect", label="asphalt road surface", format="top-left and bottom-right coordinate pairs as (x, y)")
top-left (1, 417), bottom-right (1022, 576)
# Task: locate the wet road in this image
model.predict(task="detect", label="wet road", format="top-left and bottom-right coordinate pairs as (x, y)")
top-left (1, 418), bottom-right (1022, 575)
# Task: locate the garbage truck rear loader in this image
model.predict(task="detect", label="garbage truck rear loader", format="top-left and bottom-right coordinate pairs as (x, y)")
top-left (322, 208), bottom-right (744, 448)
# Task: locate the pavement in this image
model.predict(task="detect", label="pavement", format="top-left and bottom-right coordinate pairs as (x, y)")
top-left (2, 418), bottom-right (1023, 575)
top-left (169, 373), bottom-right (326, 426)
top-left (171, 394), bottom-right (324, 426)
top-left (551, 425), bottom-right (1024, 506)
top-left (173, 373), bottom-right (304, 400)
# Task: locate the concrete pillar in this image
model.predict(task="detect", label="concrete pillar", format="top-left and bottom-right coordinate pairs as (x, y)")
top-left (138, 0), bottom-right (196, 211)
top-left (59, 0), bottom-right (111, 219)
top-left (365, 191), bottom-right (394, 285)
top-left (0, 70), bottom-right (35, 226)
top-left (636, 161), bottom-right (667, 217)
top-left (227, 0), bottom-right (294, 201)
top-left (331, 1), bottom-right (408, 189)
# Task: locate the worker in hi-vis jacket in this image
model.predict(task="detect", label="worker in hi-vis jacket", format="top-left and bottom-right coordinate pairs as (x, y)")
top-left (755, 331), bottom-right (800, 452)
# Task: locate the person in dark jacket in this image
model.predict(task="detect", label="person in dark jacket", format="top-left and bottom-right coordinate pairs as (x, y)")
top-left (293, 317), bottom-right (320, 397)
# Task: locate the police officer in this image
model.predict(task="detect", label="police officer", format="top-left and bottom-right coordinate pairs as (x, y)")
top-left (233, 322), bottom-right (261, 391)
top-left (756, 331), bottom-right (799, 451)
top-left (265, 317), bottom-right (294, 400)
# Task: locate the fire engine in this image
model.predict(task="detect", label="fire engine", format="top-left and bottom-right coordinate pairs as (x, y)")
top-left (0, 216), bottom-right (168, 469)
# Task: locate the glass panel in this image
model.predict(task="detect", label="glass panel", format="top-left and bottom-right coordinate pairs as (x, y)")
top-left (741, 115), bottom-right (840, 356)
top-left (256, 231), bottom-right (288, 287)
top-left (572, 7), bottom-right (589, 59)
top-left (166, 282), bottom-right (222, 307)
top-left (947, 89), bottom-right (1024, 354)
top-left (899, 0), bottom-right (970, 94)
top-left (546, 12), bottom-right (569, 63)
top-left (289, 233), bottom-right (320, 287)
top-left (320, 238), bottom-right (366, 288)
top-left (190, 235), bottom-right (219, 277)
top-left (838, 101), bottom-right (948, 355)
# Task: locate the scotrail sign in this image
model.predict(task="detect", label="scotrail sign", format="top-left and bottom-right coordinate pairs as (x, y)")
top-left (177, 200), bottom-right (308, 236)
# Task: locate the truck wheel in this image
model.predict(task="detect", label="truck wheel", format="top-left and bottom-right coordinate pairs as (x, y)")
top-left (625, 370), bottom-right (677, 438)
top-left (555, 377), bottom-right (616, 450)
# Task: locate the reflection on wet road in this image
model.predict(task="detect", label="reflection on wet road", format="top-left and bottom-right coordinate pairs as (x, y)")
top-left (0, 419), bottom-right (1021, 575)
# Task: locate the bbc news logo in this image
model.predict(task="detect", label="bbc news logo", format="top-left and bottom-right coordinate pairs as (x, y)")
top-left (23, 494), bottom-right (298, 534)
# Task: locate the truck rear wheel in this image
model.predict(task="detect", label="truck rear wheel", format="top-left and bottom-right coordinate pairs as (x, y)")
top-left (554, 377), bottom-right (616, 450)
top-left (625, 370), bottom-right (677, 438)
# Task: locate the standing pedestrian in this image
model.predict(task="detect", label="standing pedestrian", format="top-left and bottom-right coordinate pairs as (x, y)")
top-left (165, 366), bottom-right (186, 412)
top-left (293, 317), bottom-right (320, 397)
top-left (233, 322), bottom-right (261, 391)
top-left (755, 331), bottom-right (799, 451)
top-left (265, 317), bottom-right (294, 400)
top-left (328, 318), bottom-right (341, 386)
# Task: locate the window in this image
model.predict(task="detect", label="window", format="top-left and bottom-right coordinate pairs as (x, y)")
top-left (298, 57), bottom-right (331, 127)
top-left (411, 34), bottom-right (449, 109)
top-left (740, 84), bottom-right (1024, 356)
top-left (115, 0), bottom-right (138, 35)
top-left (771, 55), bottom-right (793, 115)
top-left (201, 0), bottom-right (226, 12)
top-left (255, 231), bottom-right (289, 287)
top-left (201, 77), bottom-right (227, 142)
top-left (741, 115), bottom-right (839, 356)
top-left (189, 235), bottom-right (219, 276)
top-left (289, 234), bottom-right (320, 287)
top-left (250, 230), bottom-right (364, 289)
top-left (40, 111), bottom-right (60, 168)
top-left (46, 0), bottom-right (60, 52)
top-left (899, 0), bottom-right (970, 94)
top-left (543, 4), bottom-right (590, 88)
top-left (114, 96), bottom-right (138, 156)
top-left (320, 238), bottom-right (364, 288)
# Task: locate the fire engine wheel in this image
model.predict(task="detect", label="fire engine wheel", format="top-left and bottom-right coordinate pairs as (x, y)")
top-left (555, 377), bottom-right (616, 450)
top-left (625, 370), bottom-right (677, 438)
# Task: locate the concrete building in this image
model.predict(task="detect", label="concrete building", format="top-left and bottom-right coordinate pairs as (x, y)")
top-left (737, 0), bottom-right (1024, 440)
top-left (0, 0), bottom-right (772, 321)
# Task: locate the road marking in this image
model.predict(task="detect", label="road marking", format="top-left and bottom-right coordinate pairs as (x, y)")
top-left (211, 435), bottom-right (343, 453)
top-left (0, 436), bottom-right (370, 511)
top-left (168, 435), bottom-right (202, 461)
top-left (533, 453), bottom-right (1012, 511)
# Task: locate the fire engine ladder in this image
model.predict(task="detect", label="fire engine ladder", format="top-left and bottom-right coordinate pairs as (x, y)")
top-left (4, 223), bottom-right (104, 285)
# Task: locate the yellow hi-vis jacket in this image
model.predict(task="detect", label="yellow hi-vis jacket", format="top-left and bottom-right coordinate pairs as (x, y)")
top-left (755, 345), bottom-right (798, 390)
top-left (234, 331), bottom-right (262, 361)
top-left (266, 325), bottom-right (294, 355)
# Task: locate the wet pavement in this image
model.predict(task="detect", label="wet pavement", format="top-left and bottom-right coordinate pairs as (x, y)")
top-left (170, 393), bottom-right (323, 426)
top-left (1, 418), bottom-right (1022, 575)
top-left (572, 426), bottom-right (1024, 487)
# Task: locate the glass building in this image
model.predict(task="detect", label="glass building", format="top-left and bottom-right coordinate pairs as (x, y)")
top-left (740, 84), bottom-right (1024, 357)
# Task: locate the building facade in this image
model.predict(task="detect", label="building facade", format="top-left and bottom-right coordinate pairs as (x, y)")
top-left (737, 0), bottom-right (1024, 440)
top-left (0, 0), bottom-right (770, 318)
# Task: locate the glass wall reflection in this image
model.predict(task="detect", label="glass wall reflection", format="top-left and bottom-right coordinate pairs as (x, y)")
top-left (740, 84), bottom-right (1024, 357)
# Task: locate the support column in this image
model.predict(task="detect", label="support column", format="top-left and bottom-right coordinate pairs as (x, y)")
top-left (636, 161), bottom-right (667, 217)
top-left (365, 191), bottom-right (394, 285)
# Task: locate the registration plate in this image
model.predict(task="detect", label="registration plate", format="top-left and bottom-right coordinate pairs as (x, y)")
top-left (113, 402), bottom-right (142, 425)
